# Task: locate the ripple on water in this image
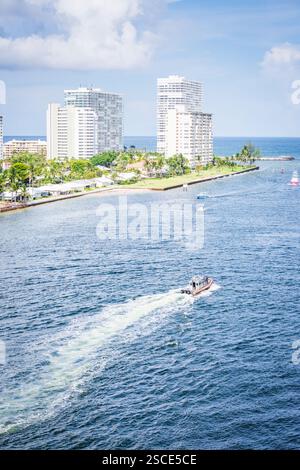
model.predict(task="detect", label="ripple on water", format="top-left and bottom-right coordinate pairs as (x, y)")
top-left (1, 159), bottom-right (300, 449)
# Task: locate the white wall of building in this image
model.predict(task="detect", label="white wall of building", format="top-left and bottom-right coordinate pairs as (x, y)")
top-left (64, 87), bottom-right (123, 152)
top-left (47, 104), bottom-right (98, 160)
top-left (157, 75), bottom-right (203, 155)
top-left (165, 107), bottom-right (213, 167)
top-left (157, 75), bottom-right (213, 166)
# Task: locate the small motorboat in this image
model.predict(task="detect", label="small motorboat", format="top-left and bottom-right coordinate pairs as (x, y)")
top-left (289, 170), bottom-right (299, 186)
top-left (181, 275), bottom-right (213, 297)
top-left (197, 193), bottom-right (209, 200)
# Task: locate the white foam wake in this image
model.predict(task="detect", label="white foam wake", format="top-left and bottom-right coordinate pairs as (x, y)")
top-left (198, 282), bottom-right (221, 297)
top-left (0, 290), bottom-right (194, 435)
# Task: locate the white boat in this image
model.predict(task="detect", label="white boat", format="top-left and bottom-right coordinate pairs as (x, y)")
top-left (181, 275), bottom-right (213, 297)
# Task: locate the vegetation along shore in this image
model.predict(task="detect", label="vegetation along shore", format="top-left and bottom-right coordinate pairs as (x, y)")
top-left (0, 143), bottom-right (260, 213)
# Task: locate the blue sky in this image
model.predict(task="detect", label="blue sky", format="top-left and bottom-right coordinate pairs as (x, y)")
top-left (0, 0), bottom-right (300, 136)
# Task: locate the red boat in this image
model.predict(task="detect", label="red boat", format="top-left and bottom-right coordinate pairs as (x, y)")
top-left (289, 171), bottom-right (299, 186)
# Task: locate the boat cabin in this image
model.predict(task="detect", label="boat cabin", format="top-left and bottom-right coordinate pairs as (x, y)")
top-left (190, 276), bottom-right (209, 289)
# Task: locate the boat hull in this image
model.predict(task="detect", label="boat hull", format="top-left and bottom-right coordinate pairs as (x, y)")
top-left (192, 277), bottom-right (213, 296)
top-left (181, 277), bottom-right (213, 296)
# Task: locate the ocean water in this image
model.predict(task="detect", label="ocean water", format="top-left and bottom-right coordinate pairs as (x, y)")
top-left (124, 136), bottom-right (300, 159)
top-left (5, 136), bottom-right (300, 159)
top-left (0, 143), bottom-right (300, 449)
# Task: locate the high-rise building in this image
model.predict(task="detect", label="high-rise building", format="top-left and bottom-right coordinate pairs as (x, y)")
top-left (157, 75), bottom-right (213, 166)
top-left (0, 116), bottom-right (3, 160)
top-left (165, 106), bottom-right (213, 167)
top-left (47, 104), bottom-right (98, 160)
top-left (3, 139), bottom-right (47, 160)
top-left (64, 87), bottom-right (123, 152)
top-left (157, 75), bottom-right (203, 155)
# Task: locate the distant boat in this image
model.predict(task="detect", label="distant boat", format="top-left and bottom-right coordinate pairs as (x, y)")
top-left (197, 193), bottom-right (209, 200)
top-left (289, 170), bottom-right (299, 186)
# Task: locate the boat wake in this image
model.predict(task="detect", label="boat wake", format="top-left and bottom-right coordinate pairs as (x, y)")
top-left (0, 289), bottom-right (197, 435)
top-left (199, 282), bottom-right (221, 297)
top-left (199, 187), bottom-right (282, 200)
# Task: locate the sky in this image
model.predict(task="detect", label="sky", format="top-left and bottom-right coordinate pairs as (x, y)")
top-left (0, 0), bottom-right (300, 137)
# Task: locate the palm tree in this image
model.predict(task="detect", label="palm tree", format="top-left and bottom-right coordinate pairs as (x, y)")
top-left (10, 152), bottom-right (45, 187)
top-left (240, 143), bottom-right (261, 164)
top-left (153, 155), bottom-right (165, 177)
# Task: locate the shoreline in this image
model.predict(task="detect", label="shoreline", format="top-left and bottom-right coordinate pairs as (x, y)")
top-left (147, 166), bottom-right (259, 191)
top-left (0, 166), bottom-right (259, 214)
top-left (0, 186), bottom-right (152, 214)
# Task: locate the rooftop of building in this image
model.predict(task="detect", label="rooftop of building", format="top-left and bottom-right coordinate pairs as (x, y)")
top-left (157, 75), bottom-right (203, 84)
top-left (4, 139), bottom-right (47, 145)
top-left (64, 87), bottom-right (122, 96)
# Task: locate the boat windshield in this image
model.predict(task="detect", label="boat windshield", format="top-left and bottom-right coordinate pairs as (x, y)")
top-left (191, 276), bottom-right (208, 288)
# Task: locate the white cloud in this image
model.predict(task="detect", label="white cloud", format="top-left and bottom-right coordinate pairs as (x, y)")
top-left (0, 0), bottom-right (166, 70)
top-left (262, 43), bottom-right (300, 68)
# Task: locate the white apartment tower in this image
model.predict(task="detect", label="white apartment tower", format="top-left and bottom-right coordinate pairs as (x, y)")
top-left (47, 104), bottom-right (98, 160)
top-left (64, 87), bottom-right (123, 152)
top-left (165, 107), bottom-right (213, 167)
top-left (0, 116), bottom-right (3, 160)
top-left (157, 75), bottom-right (213, 166)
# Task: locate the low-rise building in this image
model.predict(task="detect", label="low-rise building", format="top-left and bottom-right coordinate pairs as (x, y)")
top-left (94, 176), bottom-right (114, 186)
top-left (3, 139), bottom-right (47, 160)
top-left (116, 172), bottom-right (138, 182)
top-left (36, 177), bottom-right (114, 197)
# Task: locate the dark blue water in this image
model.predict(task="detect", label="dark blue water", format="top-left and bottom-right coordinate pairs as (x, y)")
top-left (5, 136), bottom-right (300, 159)
top-left (0, 147), bottom-right (300, 449)
top-left (124, 136), bottom-right (300, 159)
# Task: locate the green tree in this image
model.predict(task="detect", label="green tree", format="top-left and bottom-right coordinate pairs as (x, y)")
top-left (45, 159), bottom-right (68, 183)
top-left (152, 155), bottom-right (165, 176)
top-left (115, 152), bottom-right (134, 171)
top-left (10, 152), bottom-right (46, 187)
top-left (69, 159), bottom-right (97, 179)
top-left (8, 163), bottom-right (30, 201)
top-left (144, 154), bottom-right (166, 177)
top-left (167, 154), bottom-right (190, 176)
top-left (90, 151), bottom-right (118, 168)
top-left (214, 156), bottom-right (235, 168)
top-left (0, 171), bottom-right (8, 198)
top-left (237, 143), bottom-right (261, 164)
